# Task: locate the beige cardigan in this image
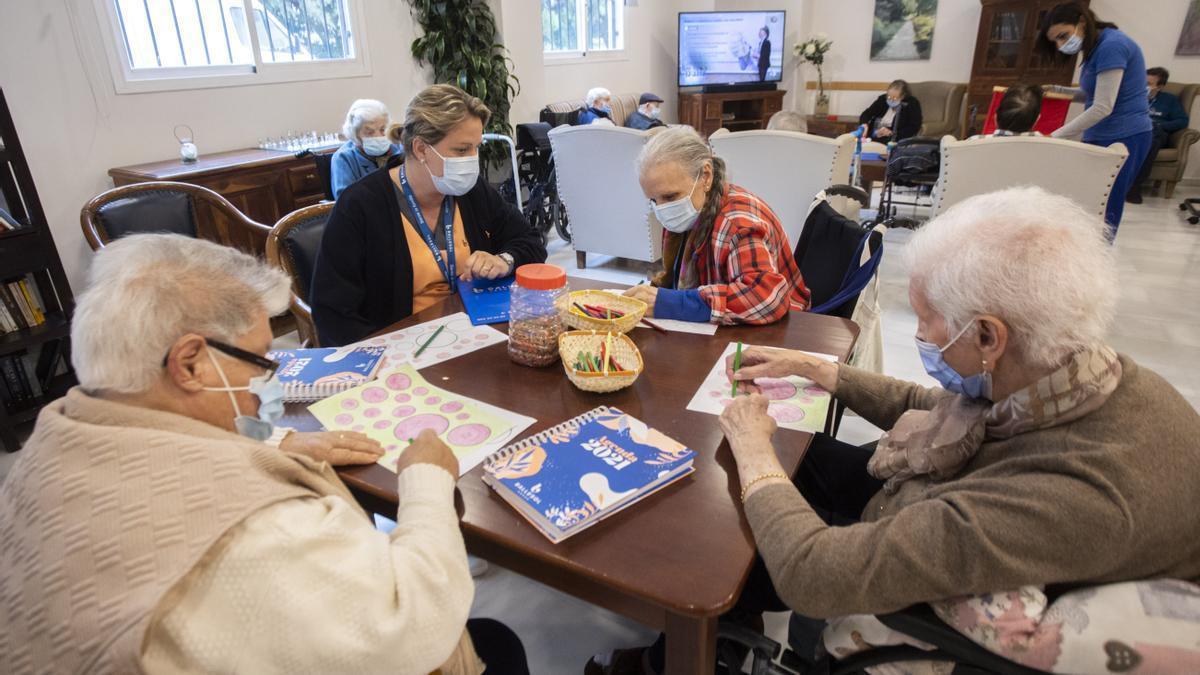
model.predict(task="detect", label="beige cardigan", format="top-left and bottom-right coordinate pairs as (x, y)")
top-left (745, 355), bottom-right (1200, 618)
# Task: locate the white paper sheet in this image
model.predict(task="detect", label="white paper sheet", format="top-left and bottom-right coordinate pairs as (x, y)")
top-left (348, 312), bottom-right (508, 371)
top-left (600, 289), bottom-right (720, 335)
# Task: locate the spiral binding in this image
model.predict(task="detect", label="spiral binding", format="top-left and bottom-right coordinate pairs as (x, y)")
top-left (283, 380), bottom-right (364, 402)
top-left (482, 405), bottom-right (616, 471)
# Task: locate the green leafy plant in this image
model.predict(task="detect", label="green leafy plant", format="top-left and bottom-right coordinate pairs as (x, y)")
top-left (408, 0), bottom-right (521, 165)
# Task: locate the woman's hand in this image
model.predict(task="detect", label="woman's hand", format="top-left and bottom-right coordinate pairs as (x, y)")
top-left (395, 429), bottom-right (460, 478)
top-left (623, 285), bottom-right (658, 316)
top-left (460, 251), bottom-right (512, 281)
top-left (875, 127), bottom-right (893, 139)
top-left (725, 346), bottom-right (840, 394)
top-left (279, 431), bottom-right (384, 466)
top-left (720, 394), bottom-right (790, 498)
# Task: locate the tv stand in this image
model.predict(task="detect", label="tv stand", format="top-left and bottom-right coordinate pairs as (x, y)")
top-left (678, 89), bottom-right (785, 137)
top-left (701, 82), bottom-right (776, 94)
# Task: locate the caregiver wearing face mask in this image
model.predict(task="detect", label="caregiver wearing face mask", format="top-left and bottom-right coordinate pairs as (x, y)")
top-left (857, 79), bottom-right (923, 142)
top-left (624, 126), bottom-right (809, 324)
top-left (714, 187), bottom-right (1200, 669)
top-left (311, 84), bottom-right (547, 347)
top-left (330, 98), bottom-right (401, 199)
top-left (1036, 2), bottom-right (1151, 236)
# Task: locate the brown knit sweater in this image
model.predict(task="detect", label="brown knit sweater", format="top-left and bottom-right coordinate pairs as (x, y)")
top-left (744, 355), bottom-right (1200, 619)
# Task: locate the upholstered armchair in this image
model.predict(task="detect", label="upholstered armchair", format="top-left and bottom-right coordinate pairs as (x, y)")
top-left (908, 81), bottom-right (968, 138)
top-left (1148, 82), bottom-right (1199, 198)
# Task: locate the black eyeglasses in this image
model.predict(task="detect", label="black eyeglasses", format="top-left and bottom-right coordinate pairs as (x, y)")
top-left (161, 337), bottom-right (280, 376)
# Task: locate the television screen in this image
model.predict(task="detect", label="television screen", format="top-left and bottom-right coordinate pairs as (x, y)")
top-left (678, 11), bottom-right (785, 87)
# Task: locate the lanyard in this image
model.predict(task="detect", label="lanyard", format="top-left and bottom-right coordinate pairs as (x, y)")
top-left (399, 165), bottom-right (457, 290)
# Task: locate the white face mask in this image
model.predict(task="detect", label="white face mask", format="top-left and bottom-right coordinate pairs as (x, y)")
top-left (652, 170), bottom-right (703, 233)
top-left (423, 144), bottom-right (479, 196)
top-left (647, 106), bottom-right (661, 119)
top-left (360, 135), bottom-right (391, 157)
top-left (1059, 32), bottom-right (1083, 55)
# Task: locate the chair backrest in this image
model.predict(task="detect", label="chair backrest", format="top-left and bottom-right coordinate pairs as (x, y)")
top-left (312, 153), bottom-right (334, 201)
top-left (908, 81), bottom-right (967, 138)
top-left (548, 125), bottom-right (662, 262)
top-left (981, 85), bottom-right (1072, 135)
top-left (544, 93), bottom-right (641, 126)
top-left (266, 202), bottom-right (333, 347)
top-left (932, 135), bottom-right (1128, 220)
top-left (1162, 82), bottom-right (1199, 146)
top-left (710, 130), bottom-right (855, 245)
top-left (793, 200), bottom-right (880, 319)
top-left (80, 181), bottom-right (269, 254)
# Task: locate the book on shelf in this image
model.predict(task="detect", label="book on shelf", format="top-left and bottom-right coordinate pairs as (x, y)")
top-left (0, 206), bottom-right (21, 231)
top-left (265, 345), bottom-right (388, 401)
top-left (482, 406), bottom-right (696, 544)
top-left (0, 282), bottom-right (27, 330)
top-left (0, 353), bottom-right (39, 411)
top-left (0, 302), bottom-right (16, 334)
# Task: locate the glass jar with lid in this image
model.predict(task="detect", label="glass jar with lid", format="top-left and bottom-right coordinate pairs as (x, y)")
top-left (507, 263), bottom-right (568, 367)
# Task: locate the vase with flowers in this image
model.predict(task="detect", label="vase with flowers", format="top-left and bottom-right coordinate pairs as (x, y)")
top-left (794, 34), bottom-right (833, 116)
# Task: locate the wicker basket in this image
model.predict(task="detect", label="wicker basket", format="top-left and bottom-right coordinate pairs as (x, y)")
top-left (558, 330), bottom-right (644, 393)
top-left (558, 290), bottom-right (647, 334)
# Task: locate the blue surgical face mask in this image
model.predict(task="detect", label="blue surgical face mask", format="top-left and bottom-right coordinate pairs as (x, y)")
top-left (360, 135), bottom-right (391, 157)
top-left (1059, 33), bottom-right (1083, 55)
top-left (203, 348), bottom-right (284, 441)
top-left (652, 170), bottom-right (703, 233)
top-left (886, 98), bottom-right (902, 109)
top-left (599, 104), bottom-right (613, 114)
top-left (914, 320), bottom-right (994, 400)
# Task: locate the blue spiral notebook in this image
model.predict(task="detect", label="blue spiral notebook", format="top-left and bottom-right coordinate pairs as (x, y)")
top-left (457, 275), bottom-right (513, 325)
top-left (482, 406), bottom-right (695, 543)
top-left (265, 345), bottom-right (388, 401)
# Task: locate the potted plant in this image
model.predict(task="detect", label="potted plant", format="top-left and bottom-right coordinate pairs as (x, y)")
top-left (794, 34), bottom-right (834, 116)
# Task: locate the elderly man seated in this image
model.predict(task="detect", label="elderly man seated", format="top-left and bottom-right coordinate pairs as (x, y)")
top-left (624, 92), bottom-right (666, 131)
top-left (0, 234), bottom-right (528, 674)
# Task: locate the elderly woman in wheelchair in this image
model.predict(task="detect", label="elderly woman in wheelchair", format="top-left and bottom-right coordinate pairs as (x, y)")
top-left (720, 186), bottom-right (1200, 674)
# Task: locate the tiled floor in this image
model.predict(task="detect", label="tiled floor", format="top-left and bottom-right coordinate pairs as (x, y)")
top-left (1, 192), bottom-right (1196, 673)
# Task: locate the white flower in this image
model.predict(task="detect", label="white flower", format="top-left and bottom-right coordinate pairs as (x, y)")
top-left (804, 43), bottom-right (816, 56)
top-left (815, 32), bottom-right (828, 42)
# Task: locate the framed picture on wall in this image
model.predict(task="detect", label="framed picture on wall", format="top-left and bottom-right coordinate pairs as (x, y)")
top-left (1177, 0), bottom-right (1200, 55)
top-left (871, 0), bottom-right (938, 61)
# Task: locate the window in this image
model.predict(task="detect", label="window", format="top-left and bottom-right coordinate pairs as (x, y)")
top-left (542, 0), bottom-right (624, 56)
top-left (94, 0), bottom-right (368, 92)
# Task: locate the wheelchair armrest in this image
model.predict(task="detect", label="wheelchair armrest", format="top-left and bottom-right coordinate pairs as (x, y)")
top-left (877, 605), bottom-right (1048, 674)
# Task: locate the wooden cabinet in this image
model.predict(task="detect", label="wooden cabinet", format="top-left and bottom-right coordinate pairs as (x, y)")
top-left (967, 0), bottom-right (1085, 132)
top-left (678, 90), bottom-right (786, 138)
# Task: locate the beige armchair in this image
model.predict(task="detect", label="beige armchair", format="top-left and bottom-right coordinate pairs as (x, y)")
top-left (1148, 82), bottom-right (1199, 198)
top-left (908, 81), bottom-right (967, 138)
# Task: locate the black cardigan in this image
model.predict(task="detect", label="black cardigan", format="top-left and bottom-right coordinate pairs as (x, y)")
top-left (310, 156), bottom-right (547, 346)
top-left (858, 94), bottom-right (923, 142)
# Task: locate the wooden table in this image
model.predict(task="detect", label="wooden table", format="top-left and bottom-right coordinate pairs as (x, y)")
top-left (282, 277), bottom-right (858, 673)
top-left (859, 158), bottom-right (887, 195)
top-left (805, 114), bottom-right (862, 139)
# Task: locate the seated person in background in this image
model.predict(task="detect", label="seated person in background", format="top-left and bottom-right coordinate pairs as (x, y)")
top-left (0, 234), bottom-right (529, 674)
top-left (311, 84), bottom-right (547, 347)
top-left (720, 186), bottom-right (1200, 670)
top-left (577, 87), bottom-right (615, 125)
top-left (858, 79), bottom-right (923, 142)
top-left (624, 126), bottom-right (809, 324)
top-left (993, 83), bottom-right (1044, 135)
top-left (766, 110), bottom-right (808, 132)
top-left (331, 98), bottom-right (401, 199)
top-left (1128, 66), bottom-right (1190, 203)
top-left (624, 92), bottom-right (666, 131)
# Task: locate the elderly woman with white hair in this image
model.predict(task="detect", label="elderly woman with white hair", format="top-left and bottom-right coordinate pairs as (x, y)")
top-left (714, 186), bottom-right (1200, 670)
top-left (331, 98), bottom-right (400, 198)
top-left (577, 86), bottom-right (615, 125)
top-left (0, 234), bottom-right (529, 674)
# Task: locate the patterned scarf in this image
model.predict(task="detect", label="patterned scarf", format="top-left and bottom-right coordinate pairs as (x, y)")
top-left (868, 346), bottom-right (1123, 493)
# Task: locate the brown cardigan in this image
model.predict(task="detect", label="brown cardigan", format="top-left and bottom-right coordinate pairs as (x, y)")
top-left (745, 355), bottom-right (1200, 619)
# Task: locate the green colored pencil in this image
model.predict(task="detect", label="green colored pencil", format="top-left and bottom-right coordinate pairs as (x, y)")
top-left (414, 324), bottom-right (445, 358)
top-left (731, 341), bottom-right (743, 397)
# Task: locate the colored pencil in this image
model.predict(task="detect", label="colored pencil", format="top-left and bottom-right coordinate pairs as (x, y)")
top-left (414, 324), bottom-right (445, 358)
top-left (603, 333), bottom-right (612, 375)
top-left (640, 317), bottom-right (667, 334)
top-left (731, 341), bottom-right (743, 397)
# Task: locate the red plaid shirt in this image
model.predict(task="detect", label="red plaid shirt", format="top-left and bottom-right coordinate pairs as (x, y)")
top-left (671, 184), bottom-right (809, 324)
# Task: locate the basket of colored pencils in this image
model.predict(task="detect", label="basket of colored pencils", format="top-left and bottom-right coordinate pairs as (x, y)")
top-left (559, 290), bottom-right (647, 334)
top-left (558, 330), bottom-right (644, 393)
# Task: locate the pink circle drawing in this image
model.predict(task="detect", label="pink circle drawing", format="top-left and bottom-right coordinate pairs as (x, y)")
top-left (334, 413), bottom-right (353, 426)
top-left (413, 387), bottom-right (429, 396)
top-left (340, 399), bottom-right (359, 410)
top-left (804, 385), bottom-right (826, 396)
top-left (393, 393), bottom-right (411, 403)
top-left (719, 398), bottom-right (734, 407)
top-left (453, 345), bottom-right (463, 351)
top-left (373, 420), bottom-right (392, 430)
top-left (393, 414), bottom-right (450, 440)
top-left (385, 373), bottom-right (411, 391)
top-left (437, 352), bottom-right (451, 359)
top-left (447, 423), bottom-right (490, 446)
top-left (758, 379), bottom-right (798, 401)
top-left (709, 390), bottom-right (722, 398)
top-left (456, 413), bottom-right (470, 420)
top-left (424, 396), bottom-right (440, 405)
top-left (475, 334), bottom-right (488, 341)
top-left (386, 444), bottom-right (397, 451)
top-left (352, 424), bottom-right (365, 431)
top-left (768, 404), bottom-right (805, 423)
top-left (392, 405), bottom-right (416, 418)
top-left (362, 387), bottom-right (387, 404)
top-left (440, 401), bottom-right (464, 413)
top-left (363, 408), bottom-right (381, 418)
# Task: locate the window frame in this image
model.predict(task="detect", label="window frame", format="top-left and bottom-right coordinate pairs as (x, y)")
top-left (90, 0), bottom-right (372, 94)
top-left (542, 0), bottom-right (626, 63)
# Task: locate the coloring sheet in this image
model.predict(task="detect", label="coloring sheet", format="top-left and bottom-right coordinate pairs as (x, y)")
top-left (686, 342), bottom-right (837, 433)
top-left (349, 312), bottom-right (508, 370)
top-left (309, 364), bottom-right (534, 476)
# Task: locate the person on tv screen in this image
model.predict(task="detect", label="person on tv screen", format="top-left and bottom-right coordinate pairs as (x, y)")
top-left (757, 26), bottom-right (772, 81)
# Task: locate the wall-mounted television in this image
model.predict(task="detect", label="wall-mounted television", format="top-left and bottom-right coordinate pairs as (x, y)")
top-left (678, 11), bottom-right (786, 88)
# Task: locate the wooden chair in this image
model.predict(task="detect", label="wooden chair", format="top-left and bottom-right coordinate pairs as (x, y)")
top-left (266, 202), bottom-right (333, 347)
top-left (80, 181), bottom-right (270, 255)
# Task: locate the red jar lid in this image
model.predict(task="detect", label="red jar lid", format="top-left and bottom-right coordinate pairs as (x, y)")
top-left (515, 263), bottom-right (567, 290)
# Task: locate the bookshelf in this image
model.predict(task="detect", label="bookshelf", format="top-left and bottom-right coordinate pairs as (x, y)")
top-left (0, 87), bottom-right (77, 451)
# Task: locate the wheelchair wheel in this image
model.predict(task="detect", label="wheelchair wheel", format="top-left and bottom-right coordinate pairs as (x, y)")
top-left (552, 199), bottom-right (572, 243)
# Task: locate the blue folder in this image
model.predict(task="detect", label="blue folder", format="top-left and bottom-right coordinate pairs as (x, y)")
top-left (457, 275), bottom-right (513, 325)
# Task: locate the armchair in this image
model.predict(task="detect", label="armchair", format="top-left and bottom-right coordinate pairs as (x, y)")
top-left (1148, 82), bottom-right (1199, 198)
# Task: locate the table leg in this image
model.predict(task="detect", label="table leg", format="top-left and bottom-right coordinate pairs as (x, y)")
top-left (665, 612), bottom-right (718, 674)
top-left (576, 251), bottom-right (587, 269)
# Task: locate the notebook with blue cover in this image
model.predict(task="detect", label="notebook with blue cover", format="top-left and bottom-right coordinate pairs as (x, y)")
top-left (457, 275), bottom-right (513, 325)
top-left (482, 406), bottom-right (695, 543)
top-left (265, 345), bottom-right (388, 401)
